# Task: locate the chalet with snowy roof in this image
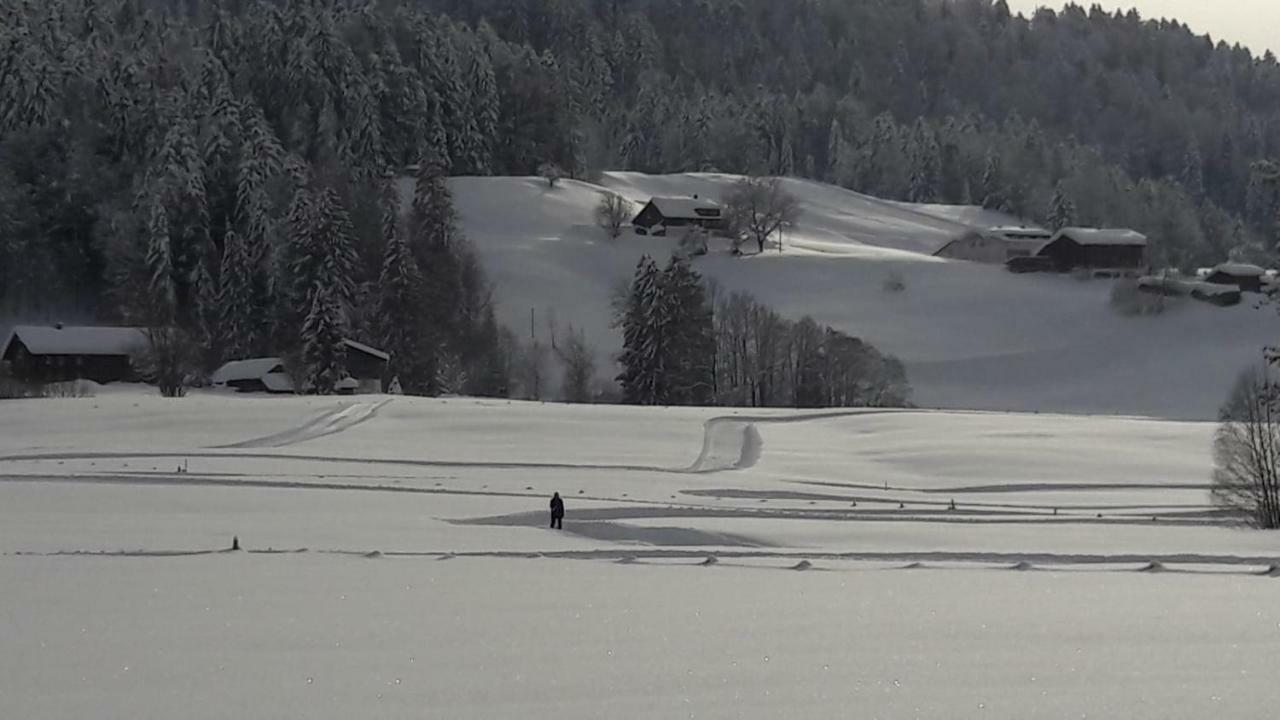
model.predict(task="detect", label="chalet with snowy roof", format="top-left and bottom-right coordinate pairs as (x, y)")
top-left (632, 195), bottom-right (727, 236)
top-left (1033, 227), bottom-right (1148, 271)
top-left (1, 324), bottom-right (146, 384)
top-left (934, 226), bottom-right (1052, 264)
top-left (211, 340), bottom-right (390, 394)
top-left (1204, 262), bottom-right (1268, 293)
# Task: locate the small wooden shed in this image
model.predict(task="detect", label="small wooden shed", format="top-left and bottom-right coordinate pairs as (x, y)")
top-left (1204, 263), bottom-right (1267, 293)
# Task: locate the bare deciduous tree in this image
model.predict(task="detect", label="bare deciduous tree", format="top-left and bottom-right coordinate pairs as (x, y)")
top-left (553, 324), bottom-right (597, 403)
top-left (595, 192), bottom-right (632, 239)
top-left (724, 176), bottom-right (801, 255)
top-left (516, 338), bottom-right (550, 400)
top-left (1213, 367), bottom-right (1280, 529)
top-left (135, 327), bottom-right (198, 398)
top-left (538, 162), bottom-right (563, 189)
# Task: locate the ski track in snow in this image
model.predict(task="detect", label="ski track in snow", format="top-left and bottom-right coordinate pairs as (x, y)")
top-left (0, 407), bottom-right (882, 474)
top-left (3, 404), bottom-right (1250, 570)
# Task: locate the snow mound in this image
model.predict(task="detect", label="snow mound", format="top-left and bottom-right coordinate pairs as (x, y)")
top-left (1008, 561), bottom-right (1035, 572)
top-left (689, 418), bottom-right (759, 472)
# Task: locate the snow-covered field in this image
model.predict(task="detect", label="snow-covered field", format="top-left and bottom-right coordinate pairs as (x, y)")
top-left (3, 391), bottom-right (1279, 718)
top-left (450, 172), bottom-right (1276, 420)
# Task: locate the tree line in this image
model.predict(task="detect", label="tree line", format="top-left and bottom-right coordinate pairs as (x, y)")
top-left (8, 0), bottom-right (1280, 328)
top-left (616, 255), bottom-right (910, 409)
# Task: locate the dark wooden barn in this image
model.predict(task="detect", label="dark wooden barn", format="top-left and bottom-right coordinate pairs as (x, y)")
top-left (1204, 263), bottom-right (1267, 293)
top-left (342, 339), bottom-right (391, 392)
top-left (632, 196), bottom-right (727, 235)
top-left (1035, 228), bottom-right (1148, 271)
top-left (1, 325), bottom-right (147, 384)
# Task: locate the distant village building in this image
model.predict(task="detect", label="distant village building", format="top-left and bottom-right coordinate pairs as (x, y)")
top-left (934, 226), bottom-right (1052, 264)
top-left (1, 325), bottom-right (146, 384)
top-left (632, 196), bottom-right (727, 235)
top-left (1204, 262), bottom-right (1267, 293)
top-left (211, 339), bottom-right (390, 394)
top-left (1033, 227), bottom-right (1148, 271)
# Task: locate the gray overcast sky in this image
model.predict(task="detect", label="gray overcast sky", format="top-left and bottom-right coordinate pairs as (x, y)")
top-left (1004, 1), bottom-right (1279, 57)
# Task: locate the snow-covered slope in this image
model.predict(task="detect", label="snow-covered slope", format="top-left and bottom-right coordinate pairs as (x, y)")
top-left (451, 173), bottom-right (1276, 419)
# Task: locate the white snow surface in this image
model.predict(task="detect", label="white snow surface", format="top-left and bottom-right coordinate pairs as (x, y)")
top-left (3, 392), bottom-right (1280, 718)
top-left (446, 173), bottom-right (1275, 420)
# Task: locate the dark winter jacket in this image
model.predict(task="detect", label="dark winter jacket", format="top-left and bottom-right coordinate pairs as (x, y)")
top-left (550, 494), bottom-right (565, 518)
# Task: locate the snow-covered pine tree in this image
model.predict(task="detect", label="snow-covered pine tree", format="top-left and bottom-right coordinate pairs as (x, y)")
top-left (1181, 141), bottom-right (1205, 201)
top-left (907, 119), bottom-right (940, 203)
top-left (377, 179), bottom-right (428, 394)
top-left (218, 228), bottom-right (256, 360)
top-left (300, 283), bottom-right (348, 395)
top-left (190, 256), bottom-right (219, 359)
top-left (1047, 182), bottom-right (1077, 231)
top-left (286, 179), bottom-right (319, 307)
top-left (826, 118), bottom-right (845, 185)
top-left (616, 255), bottom-right (664, 405)
top-left (313, 186), bottom-right (358, 309)
top-left (658, 256), bottom-right (715, 406)
top-left (404, 157), bottom-right (461, 393)
top-left (145, 197), bottom-right (177, 324)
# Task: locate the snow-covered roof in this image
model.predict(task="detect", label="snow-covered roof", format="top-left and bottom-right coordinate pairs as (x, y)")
top-left (989, 226), bottom-right (1052, 239)
top-left (1053, 228), bottom-right (1148, 247)
top-left (343, 339), bottom-right (390, 361)
top-left (1211, 262), bottom-right (1266, 277)
top-left (211, 358), bottom-right (285, 384)
top-left (3, 325), bottom-right (147, 357)
top-left (649, 196), bottom-right (723, 220)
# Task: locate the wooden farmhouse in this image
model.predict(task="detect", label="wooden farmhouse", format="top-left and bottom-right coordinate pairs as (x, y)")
top-left (1, 324), bottom-right (146, 384)
top-left (632, 196), bottom-right (727, 235)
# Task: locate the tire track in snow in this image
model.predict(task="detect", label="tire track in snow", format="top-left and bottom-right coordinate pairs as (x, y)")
top-left (216, 400), bottom-right (391, 449)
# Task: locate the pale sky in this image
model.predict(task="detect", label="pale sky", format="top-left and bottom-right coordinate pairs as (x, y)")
top-left (1005, 1), bottom-right (1279, 57)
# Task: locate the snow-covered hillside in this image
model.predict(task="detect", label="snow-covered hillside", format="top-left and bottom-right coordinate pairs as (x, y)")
top-left (450, 173), bottom-right (1276, 419)
top-left (3, 393), bottom-right (1279, 719)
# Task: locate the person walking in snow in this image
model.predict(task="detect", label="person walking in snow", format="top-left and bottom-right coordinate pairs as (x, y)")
top-left (549, 492), bottom-right (565, 529)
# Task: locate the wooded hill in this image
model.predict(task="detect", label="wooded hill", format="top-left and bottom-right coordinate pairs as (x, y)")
top-left (3, 0), bottom-right (1279, 343)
